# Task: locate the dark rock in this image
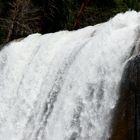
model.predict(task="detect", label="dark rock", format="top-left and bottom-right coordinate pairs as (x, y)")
top-left (110, 55), bottom-right (140, 140)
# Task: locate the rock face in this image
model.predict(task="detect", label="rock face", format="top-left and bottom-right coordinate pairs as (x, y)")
top-left (110, 55), bottom-right (140, 140)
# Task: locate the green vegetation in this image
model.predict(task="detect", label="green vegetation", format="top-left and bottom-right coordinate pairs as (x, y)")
top-left (0, 0), bottom-right (140, 44)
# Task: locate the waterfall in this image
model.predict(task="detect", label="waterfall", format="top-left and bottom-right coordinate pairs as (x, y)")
top-left (0, 11), bottom-right (140, 140)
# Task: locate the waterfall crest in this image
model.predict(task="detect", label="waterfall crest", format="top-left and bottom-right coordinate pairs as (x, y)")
top-left (0, 11), bottom-right (140, 140)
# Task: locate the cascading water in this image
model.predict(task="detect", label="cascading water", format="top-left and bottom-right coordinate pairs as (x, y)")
top-left (0, 11), bottom-right (140, 140)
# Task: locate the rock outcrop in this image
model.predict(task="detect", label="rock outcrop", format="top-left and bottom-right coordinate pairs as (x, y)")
top-left (110, 55), bottom-right (140, 140)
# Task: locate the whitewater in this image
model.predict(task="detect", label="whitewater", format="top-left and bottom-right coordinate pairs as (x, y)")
top-left (0, 11), bottom-right (140, 140)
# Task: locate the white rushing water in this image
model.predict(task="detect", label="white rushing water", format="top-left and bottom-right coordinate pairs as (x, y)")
top-left (0, 11), bottom-right (140, 140)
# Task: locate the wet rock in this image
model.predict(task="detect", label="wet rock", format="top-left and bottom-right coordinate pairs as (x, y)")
top-left (110, 55), bottom-right (140, 140)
